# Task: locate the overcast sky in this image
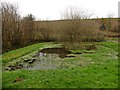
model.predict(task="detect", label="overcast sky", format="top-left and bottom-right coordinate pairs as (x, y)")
top-left (1, 0), bottom-right (120, 20)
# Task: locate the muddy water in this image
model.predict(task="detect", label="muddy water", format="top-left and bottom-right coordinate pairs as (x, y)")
top-left (25, 54), bottom-right (60, 70)
top-left (5, 47), bottom-right (71, 71)
top-left (5, 46), bottom-right (98, 71)
top-left (38, 48), bottom-right (71, 58)
top-left (6, 47), bottom-right (69, 70)
top-left (24, 48), bottom-right (71, 70)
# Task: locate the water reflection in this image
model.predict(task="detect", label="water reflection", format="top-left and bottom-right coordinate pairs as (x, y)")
top-left (24, 53), bottom-right (61, 70)
top-left (6, 48), bottom-right (71, 70)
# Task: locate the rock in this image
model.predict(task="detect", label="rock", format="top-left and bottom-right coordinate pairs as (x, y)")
top-left (23, 59), bottom-right (31, 62)
top-left (5, 67), bottom-right (11, 71)
top-left (90, 62), bottom-right (94, 64)
top-left (28, 58), bottom-right (36, 64)
top-left (65, 54), bottom-right (75, 58)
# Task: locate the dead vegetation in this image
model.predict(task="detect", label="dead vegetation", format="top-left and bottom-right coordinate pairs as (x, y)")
top-left (1, 2), bottom-right (118, 53)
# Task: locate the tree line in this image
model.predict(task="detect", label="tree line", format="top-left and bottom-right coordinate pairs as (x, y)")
top-left (1, 2), bottom-right (118, 53)
top-left (1, 2), bottom-right (36, 53)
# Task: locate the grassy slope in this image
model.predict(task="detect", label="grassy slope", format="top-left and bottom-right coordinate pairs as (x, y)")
top-left (1, 42), bottom-right (62, 66)
top-left (2, 41), bottom-right (119, 88)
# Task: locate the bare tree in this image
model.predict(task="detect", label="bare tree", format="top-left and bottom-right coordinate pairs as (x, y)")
top-left (1, 2), bottom-right (20, 52)
top-left (60, 7), bottom-right (97, 43)
top-left (20, 14), bottom-right (35, 45)
top-left (106, 13), bottom-right (115, 32)
top-left (61, 7), bottom-right (93, 19)
top-left (107, 13), bottom-right (114, 18)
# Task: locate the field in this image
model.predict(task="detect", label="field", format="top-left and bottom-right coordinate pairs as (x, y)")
top-left (1, 1), bottom-right (120, 89)
top-left (2, 38), bottom-right (119, 88)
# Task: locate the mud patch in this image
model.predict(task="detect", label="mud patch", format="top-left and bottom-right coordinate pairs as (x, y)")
top-left (12, 78), bottom-right (24, 83)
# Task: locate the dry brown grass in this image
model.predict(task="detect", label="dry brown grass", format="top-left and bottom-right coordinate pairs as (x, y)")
top-left (34, 19), bottom-right (105, 42)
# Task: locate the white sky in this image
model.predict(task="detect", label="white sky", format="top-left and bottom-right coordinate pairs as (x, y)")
top-left (1, 0), bottom-right (120, 20)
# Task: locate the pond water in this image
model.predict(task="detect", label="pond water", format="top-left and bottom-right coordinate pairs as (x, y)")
top-left (24, 48), bottom-right (71, 70)
top-left (37, 48), bottom-right (71, 58)
top-left (24, 53), bottom-right (61, 70)
top-left (5, 47), bottom-right (71, 70)
top-left (5, 45), bottom-right (99, 71)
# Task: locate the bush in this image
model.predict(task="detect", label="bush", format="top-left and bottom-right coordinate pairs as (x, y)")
top-left (58, 19), bottom-right (105, 42)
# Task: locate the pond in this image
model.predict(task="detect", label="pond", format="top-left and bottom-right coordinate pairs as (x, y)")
top-left (37, 47), bottom-right (71, 58)
top-left (5, 47), bottom-right (72, 70)
top-left (5, 44), bottom-right (98, 71)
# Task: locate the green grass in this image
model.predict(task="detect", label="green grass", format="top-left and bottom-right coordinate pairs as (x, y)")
top-left (1, 42), bottom-right (62, 65)
top-left (2, 65), bottom-right (118, 88)
top-left (2, 40), bottom-right (119, 88)
top-left (100, 42), bottom-right (118, 51)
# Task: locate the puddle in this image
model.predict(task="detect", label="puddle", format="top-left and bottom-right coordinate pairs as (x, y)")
top-left (5, 47), bottom-right (97, 71)
top-left (5, 47), bottom-right (71, 71)
top-left (24, 53), bottom-right (62, 70)
top-left (38, 48), bottom-right (71, 58)
top-left (25, 47), bottom-right (71, 70)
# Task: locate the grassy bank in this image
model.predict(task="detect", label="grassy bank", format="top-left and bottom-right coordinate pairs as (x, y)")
top-left (2, 42), bottom-right (62, 66)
